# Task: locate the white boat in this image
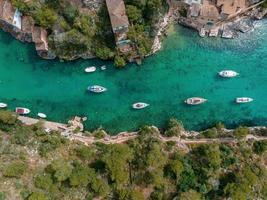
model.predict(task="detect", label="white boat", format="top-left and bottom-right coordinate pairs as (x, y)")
top-left (132, 102), bottom-right (149, 110)
top-left (218, 70), bottom-right (239, 78)
top-left (87, 85), bottom-right (107, 93)
top-left (37, 113), bottom-right (47, 119)
top-left (15, 107), bottom-right (30, 115)
top-left (185, 97), bottom-right (207, 105)
top-left (100, 65), bottom-right (107, 71)
top-left (0, 103), bottom-right (7, 108)
top-left (85, 66), bottom-right (96, 73)
top-left (236, 97), bottom-right (253, 104)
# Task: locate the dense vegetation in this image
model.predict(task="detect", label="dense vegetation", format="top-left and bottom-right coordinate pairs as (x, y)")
top-left (10, 0), bottom-right (167, 66)
top-left (0, 111), bottom-right (267, 199)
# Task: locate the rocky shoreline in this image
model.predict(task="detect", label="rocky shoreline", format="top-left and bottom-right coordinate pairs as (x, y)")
top-left (173, 0), bottom-right (267, 39)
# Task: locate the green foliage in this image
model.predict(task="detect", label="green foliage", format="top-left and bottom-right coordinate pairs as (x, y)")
top-left (0, 192), bottom-right (5, 200)
top-left (28, 192), bottom-right (48, 200)
top-left (102, 144), bottom-right (133, 185)
top-left (75, 146), bottom-right (94, 161)
top-left (164, 118), bottom-right (184, 137)
top-left (234, 126), bottom-right (249, 139)
top-left (69, 163), bottom-right (94, 187)
top-left (114, 55), bottom-right (126, 68)
top-left (0, 111), bottom-right (17, 125)
top-left (38, 135), bottom-right (63, 157)
top-left (34, 174), bottom-right (53, 190)
top-left (95, 46), bottom-right (114, 60)
top-left (169, 159), bottom-right (184, 181)
top-left (47, 160), bottom-right (73, 182)
top-left (126, 5), bottom-right (142, 24)
top-left (253, 141), bottom-right (267, 155)
top-left (180, 189), bottom-right (202, 200)
top-left (34, 7), bottom-right (57, 28)
top-left (2, 161), bottom-right (26, 178)
top-left (261, 0), bottom-right (267, 8)
top-left (202, 127), bottom-right (218, 138)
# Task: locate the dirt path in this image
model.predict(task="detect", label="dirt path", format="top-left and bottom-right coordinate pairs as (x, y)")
top-left (18, 116), bottom-right (267, 146)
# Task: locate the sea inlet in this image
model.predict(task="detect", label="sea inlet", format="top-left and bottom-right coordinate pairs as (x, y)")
top-left (0, 20), bottom-right (266, 134)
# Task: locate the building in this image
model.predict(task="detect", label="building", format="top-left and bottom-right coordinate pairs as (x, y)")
top-left (217, 0), bottom-right (246, 19)
top-left (0, 0), bottom-right (22, 30)
top-left (105, 0), bottom-right (131, 54)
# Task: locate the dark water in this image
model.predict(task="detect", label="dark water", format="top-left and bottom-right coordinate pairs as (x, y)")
top-left (0, 20), bottom-right (266, 134)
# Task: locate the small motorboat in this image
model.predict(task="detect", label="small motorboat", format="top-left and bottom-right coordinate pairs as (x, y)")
top-left (87, 85), bottom-right (107, 93)
top-left (100, 65), bottom-right (107, 71)
top-left (15, 107), bottom-right (30, 115)
top-left (132, 102), bottom-right (149, 110)
top-left (37, 113), bottom-right (47, 119)
top-left (0, 103), bottom-right (7, 108)
top-left (218, 70), bottom-right (239, 78)
top-left (185, 97), bottom-right (207, 105)
top-left (236, 97), bottom-right (253, 104)
top-left (85, 66), bottom-right (96, 73)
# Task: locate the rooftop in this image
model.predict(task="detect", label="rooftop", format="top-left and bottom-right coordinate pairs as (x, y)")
top-left (105, 0), bottom-right (129, 32)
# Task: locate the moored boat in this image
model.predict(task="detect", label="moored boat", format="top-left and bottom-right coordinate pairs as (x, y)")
top-left (218, 70), bottom-right (239, 78)
top-left (132, 102), bottom-right (149, 110)
top-left (85, 66), bottom-right (96, 73)
top-left (87, 85), bottom-right (107, 93)
top-left (100, 65), bottom-right (107, 71)
top-left (236, 97), bottom-right (253, 104)
top-left (38, 113), bottom-right (47, 119)
top-left (0, 103), bottom-right (7, 108)
top-left (185, 97), bottom-right (207, 105)
top-left (15, 107), bottom-right (30, 115)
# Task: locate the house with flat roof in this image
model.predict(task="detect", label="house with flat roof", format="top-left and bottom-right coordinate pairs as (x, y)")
top-left (105, 0), bottom-right (131, 54)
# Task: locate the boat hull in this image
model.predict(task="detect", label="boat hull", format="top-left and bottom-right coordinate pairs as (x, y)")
top-left (87, 85), bottom-right (107, 93)
top-left (38, 113), bottom-right (47, 119)
top-left (185, 97), bottom-right (207, 105)
top-left (132, 103), bottom-right (149, 109)
top-left (236, 97), bottom-right (253, 103)
top-left (0, 103), bottom-right (7, 108)
top-left (15, 107), bottom-right (30, 115)
top-left (218, 70), bottom-right (239, 78)
top-left (85, 67), bottom-right (96, 73)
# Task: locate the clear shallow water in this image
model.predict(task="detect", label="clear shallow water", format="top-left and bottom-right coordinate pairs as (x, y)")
top-left (0, 20), bottom-right (266, 134)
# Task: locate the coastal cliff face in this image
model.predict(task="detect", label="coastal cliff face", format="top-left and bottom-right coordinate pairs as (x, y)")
top-left (0, 0), bottom-right (168, 65)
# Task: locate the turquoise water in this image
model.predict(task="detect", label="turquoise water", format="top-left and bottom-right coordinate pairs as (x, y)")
top-left (0, 20), bottom-right (267, 133)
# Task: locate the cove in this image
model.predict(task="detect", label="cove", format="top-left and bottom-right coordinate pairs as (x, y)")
top-left (0, 20), bottom-right (267, 134)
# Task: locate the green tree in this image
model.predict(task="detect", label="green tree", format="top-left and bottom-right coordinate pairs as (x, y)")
top-left (3, 161), bottom-right (26, 178)
top-left (102, 144), bottom-right (133, 185)
top-left (28, 192), bottom-right (48, 200)
top-left (253, 141), bottom-right (267, 155)
top-left (95, 46), bottom-right (114, 60)
top-left (69, 164), bottom-right (95, 187)
top-left (75, 146), bottom-right (94, 161)
top-left (180, 189), bottom-right (202, 200)
top-left (47, 160), bottom-right (72, 182)
top-left (34, 7), bottom-right (57, 28)
top-left (164, 118), bottom-right (184, 137)
top-left (169, 159), bottom-right (184, 181)
top-left (126, 5), bottom-right (142, 24)
top-left (114, 55), bottom-right (126, 68)
top-left (34, 174), bottom-right (53, 190)
top-left (234, 126), bottom-right (249, 139)
top-left (202, 127), bottom-right (218, 138)
top-left (0, 111), bottom-right (17, 125)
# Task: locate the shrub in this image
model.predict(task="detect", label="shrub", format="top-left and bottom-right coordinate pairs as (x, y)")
top-left (164, 118), bottom-right (184, 137)
top-left (28, 192), bottom-right (48, 200)
top-left (3, 161), bottom-right (26, 178)
top-left (34, 174), bottom-right (53, 190)
top-left (233, 126), bottom-right (249, 139)
top-left (114, 55), bottom-right (126, 68)
top-left (253, 141), bottom-right (267, 155)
